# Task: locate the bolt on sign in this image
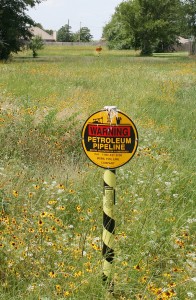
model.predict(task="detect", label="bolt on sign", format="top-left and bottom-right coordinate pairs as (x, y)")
top-left (82, 106), bottom-right (138, 169)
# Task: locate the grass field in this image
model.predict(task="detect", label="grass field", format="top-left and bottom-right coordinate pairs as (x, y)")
top-left (0, 46), bottom-right (195, 300)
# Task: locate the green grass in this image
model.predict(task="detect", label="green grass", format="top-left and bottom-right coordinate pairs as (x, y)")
top-left (0, 46), bottom-right (195, 300)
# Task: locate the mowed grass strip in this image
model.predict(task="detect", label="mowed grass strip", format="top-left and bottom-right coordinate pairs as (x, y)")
top-left (0, 46), bottom-right (195, 299)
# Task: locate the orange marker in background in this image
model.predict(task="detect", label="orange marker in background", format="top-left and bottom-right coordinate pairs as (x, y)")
top-left (96, 46), bottom-right (102, 56)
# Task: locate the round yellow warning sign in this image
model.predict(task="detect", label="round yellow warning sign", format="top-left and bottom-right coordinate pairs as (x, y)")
top-left (81, 108), bottom-right (138, 169)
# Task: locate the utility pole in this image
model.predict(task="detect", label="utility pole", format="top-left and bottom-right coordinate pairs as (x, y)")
top-left (67, 19), bottom-right (70, 41)
top-left (79, 22), bottom-right (81, 42)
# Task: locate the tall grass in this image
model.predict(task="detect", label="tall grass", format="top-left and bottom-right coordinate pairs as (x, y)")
top-left (0, 46), bottom-right (195, 299)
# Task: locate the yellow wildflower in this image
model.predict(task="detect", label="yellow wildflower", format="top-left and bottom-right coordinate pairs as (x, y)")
top-left (12, 190), bottom-right (19, 197)
top-left (49, 271), bottom-right (56, 278)
top-left (55, 285), bottom-right (61, 292)
top-left (133, 264), bottom-right (141, 271)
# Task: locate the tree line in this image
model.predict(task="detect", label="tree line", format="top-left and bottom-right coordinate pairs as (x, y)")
top-left (0, 0), bottom-right (93, 60)
top-left (102, 0), bottom-right (196, 55)
top-left (56, 24), bottom-right (93, 43)
top-left (36, 22), bottom-right (93, 43)
top-left (0, 0), bottom-right (195, 60)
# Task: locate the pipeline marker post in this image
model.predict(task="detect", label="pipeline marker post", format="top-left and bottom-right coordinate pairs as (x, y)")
top-left (81, 106), bottom-right (138, 292)
top-left (102, 169), bottom-right (116, 291)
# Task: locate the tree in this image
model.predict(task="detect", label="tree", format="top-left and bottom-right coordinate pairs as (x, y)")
top-left (29, 35), bottom-right (44, 57)
top-left (181, 0), bottom-right (196, 54)
top-left (0, 0), bottom-right (44, 60)
top-left (73, 27), bottom-right (93, 42)
top-left (57, 24), bottom-right (74, 42)
top-left (45, 29), bottom-right (54, 36)
top-left (103, 0), bottom-right (182, 55)
top-left (35, 22), bottom-right (44, 30)
top-left (102, 13), bottom-right (132, 50)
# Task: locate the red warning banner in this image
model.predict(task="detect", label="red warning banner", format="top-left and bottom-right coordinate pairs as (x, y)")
top-left (88, 125), bottom-right (131, 137)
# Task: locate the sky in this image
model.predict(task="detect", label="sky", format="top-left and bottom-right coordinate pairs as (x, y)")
top-left (28, 0), bottom-right (122, 40)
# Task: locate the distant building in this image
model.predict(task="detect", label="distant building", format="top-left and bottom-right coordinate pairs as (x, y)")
top-left (178, 36), bottom-right (189, 44)
top-left (30, 26), bottom-right (56, 42)
top-left (174, 36), bottom-right (190, 52)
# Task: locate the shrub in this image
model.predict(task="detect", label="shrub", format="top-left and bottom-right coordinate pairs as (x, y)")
top-left (29, 36), bottom-right (44, 58)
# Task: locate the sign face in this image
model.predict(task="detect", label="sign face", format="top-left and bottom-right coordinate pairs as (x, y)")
top-left (82, 109), bottom-right (138, 169)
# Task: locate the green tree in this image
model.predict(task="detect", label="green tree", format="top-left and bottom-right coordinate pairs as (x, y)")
top-left (102, 14), bottom-right (132, 50)
top-left (73, 27), bottom-right (93, 42)
top-left (29, 35), bottom-right (44, 57)
top-left (0, 0), bottom-right (44, 60)
top-left (35, 22), bottom-right (44, 29)
top-left (103, 0), bottom-right (182, 55)
top-left (57, 24), bottom-right (73, 42)
top-left (45, 29), bottom-right (54, 36)
top-left (181, 0), bottom-right (196, 54)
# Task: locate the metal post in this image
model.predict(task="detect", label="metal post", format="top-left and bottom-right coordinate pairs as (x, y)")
top-left (102, 169), bottom-right (116, 291)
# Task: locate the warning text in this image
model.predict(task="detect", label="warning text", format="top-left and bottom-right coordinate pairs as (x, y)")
top-left (88, 125), bottom-right (131, 137)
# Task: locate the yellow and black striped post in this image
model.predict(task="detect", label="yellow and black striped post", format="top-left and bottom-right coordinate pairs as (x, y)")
top-left (102, 169), bottom-right (116, 290)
